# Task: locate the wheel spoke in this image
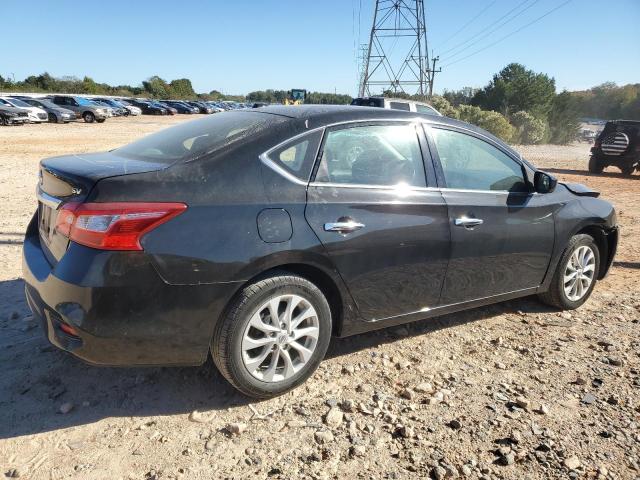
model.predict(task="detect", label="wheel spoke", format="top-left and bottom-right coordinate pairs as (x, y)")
top-left (292, 326), bottom-right (319, 341)
top-left (290, 306), bottom-right (316, 330)
top-left (289, 341), bottom-right (313, 362)
top-left (282, 295), bottom-right (302, 332)
top-left (242, 336), bottom-right (275, 351)
top-left (244, 347), bottom-right (272, 371)
top-left (267, 298), bottom-right (281, 327)
top-left (248, 312), bottom-right (280, 334)
top-left (564, 271), bottom-right (578, 284)
top-left (280, 349), bottom-right (296, 378)
top-left (262, 349), bottom-right (280, 382)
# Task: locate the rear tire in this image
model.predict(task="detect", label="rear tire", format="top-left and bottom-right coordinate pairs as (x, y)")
top-left (620, 165), bottom-right (634, 176)
top-left (588, 156), bottom-right (604, 174)
top-left (538, 234), bottom-right (600, 310)
top-left (211, 272), bottom-right (332, 399)
top-left (83, 112), bottom-right (95, 123)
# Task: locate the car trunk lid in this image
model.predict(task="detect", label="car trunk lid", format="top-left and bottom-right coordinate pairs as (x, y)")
top-left (37, 152), bottom-right (169, 263)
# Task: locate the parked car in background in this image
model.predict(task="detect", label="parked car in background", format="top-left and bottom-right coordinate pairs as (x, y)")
top-left (23, 105), bottom-right (618, 398)
top-left (111, 99), bottom-right (142, 116)
top-left (152, 101), bottom-right (177, 115)
top-left (184, 101), bottom-right (214, 114)
top-left (589, 120), bottom-right (640, 176)
top-left (0, 105), bottom-right (29, 125)
top-left (0, 97), bottom-right (48, 122)
top-left (161, 100), bottom-right (198, 114)
top-left (11, 97), bottom-right (75, 123)
top-left (351, 96), bottom-right (442, 116)
top-left (92, 99), bottom-right (128, 117)
top-left (48, 96), bottom-right (109, 123)
top-left (125, 99), bottom-right (168, 115)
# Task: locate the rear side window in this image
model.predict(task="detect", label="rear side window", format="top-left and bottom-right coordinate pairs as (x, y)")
top-left (314, 124), bottom-right (426, 187)
top-left (116, 111), bottom-right (287, 164)
top-left (389, 102), bottom-right (411, 111)
top-left (266, 130), bottom-right (323, 180)
top-left (431, 128), bottom-right (527, 192)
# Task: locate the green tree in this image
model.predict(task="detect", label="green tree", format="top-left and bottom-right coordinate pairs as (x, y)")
top-left (169, 78), bottom-right (196, 98)
top-left (472, 63), bottom-right (556, 118)
top-left (548, 91), bottom-right (580, 144)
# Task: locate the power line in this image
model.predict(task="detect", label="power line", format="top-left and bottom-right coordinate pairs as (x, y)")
top-left (438, 0), bottom-right (538, 57)
top-left (438, 0), bottom-right (498, 48)
top-left (442, 0), bottom-right (574, 68)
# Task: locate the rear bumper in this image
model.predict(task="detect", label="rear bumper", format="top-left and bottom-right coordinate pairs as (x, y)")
top-left (22, 214), bottom-right (241, 366)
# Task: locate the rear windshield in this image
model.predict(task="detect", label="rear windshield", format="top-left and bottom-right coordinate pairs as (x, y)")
top-left (115, 111), bottom-right (287, 164)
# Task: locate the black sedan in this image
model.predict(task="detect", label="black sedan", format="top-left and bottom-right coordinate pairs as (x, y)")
top-left (125, 99), bottom-right (167, 115)
top-left (23, 106), bottom-right (618, 398)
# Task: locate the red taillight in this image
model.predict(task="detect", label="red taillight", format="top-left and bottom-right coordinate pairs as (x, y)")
top-left (55, 202), bottom-right (187, 251)
top-left (59, 323), bottom-right (79, 337)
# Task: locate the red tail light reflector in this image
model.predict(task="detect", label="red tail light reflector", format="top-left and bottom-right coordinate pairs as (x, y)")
top-left (59, 322), bottom-right (79, 337)
top-left (55, 202), bottom-right (187, 251)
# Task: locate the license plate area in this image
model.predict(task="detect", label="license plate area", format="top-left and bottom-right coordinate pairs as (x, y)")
top-left (38, 201), bottom-right (54, 245)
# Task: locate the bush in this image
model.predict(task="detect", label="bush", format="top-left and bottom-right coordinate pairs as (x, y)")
top-left (430, 96), bottom-right (458, 118)
top-left (511, 111), bottom-right (547, 144)
top-left (456, 105), bottom-right (514, 142)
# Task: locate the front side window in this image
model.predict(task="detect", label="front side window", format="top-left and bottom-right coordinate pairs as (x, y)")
top-left (431, 128), bottom-right (527, 192)
top-left (315, 124), bottom-right (426, 187)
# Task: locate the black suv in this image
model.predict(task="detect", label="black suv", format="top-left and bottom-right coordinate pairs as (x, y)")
top-left (589, 120), bottom-right (640, 175)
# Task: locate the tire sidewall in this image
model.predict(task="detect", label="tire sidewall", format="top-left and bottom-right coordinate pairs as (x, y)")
top-left (83, 112), bottom-right (95, 123)
top-left (555, 235), bottom-right (600, 309)
top-left (223, 276), bottom-right (332, 397)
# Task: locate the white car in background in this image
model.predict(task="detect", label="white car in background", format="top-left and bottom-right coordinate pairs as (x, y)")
top-left (0, 97), bottom-right (48, 122)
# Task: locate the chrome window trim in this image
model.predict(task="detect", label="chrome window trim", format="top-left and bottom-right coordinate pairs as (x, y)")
top-left (259, 117), bottom-right (528, 188)
top-left (259, 126), bottom-right (326, 186)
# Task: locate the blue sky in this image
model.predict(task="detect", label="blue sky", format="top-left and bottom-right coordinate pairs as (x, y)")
top-left (2, 0), bottom-right (638, 95)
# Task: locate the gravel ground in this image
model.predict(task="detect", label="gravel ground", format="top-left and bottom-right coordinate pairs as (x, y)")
top-left (0, 116), bottom-right (638, 480)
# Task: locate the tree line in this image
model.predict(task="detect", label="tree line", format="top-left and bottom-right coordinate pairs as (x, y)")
top-left (1, 67), bottom-right (637, 145)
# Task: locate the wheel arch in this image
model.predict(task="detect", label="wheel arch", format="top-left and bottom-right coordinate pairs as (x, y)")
top-left (232, 262), bottom-right (354, 337)
top-left (575, 224), bottom-right (617, 279)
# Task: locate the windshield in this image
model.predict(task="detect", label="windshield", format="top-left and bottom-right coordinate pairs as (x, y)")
top-left (116, 111), bottom-right (287, 164)
top-left (76, 97), bottom-right (96, 106)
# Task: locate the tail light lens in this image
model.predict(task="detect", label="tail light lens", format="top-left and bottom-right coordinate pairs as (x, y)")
top-left (55, 202), bottom-right (187, 251)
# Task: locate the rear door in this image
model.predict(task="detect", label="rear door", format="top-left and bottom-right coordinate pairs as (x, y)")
top-left (425, 125), bottom-right (554, 304)
top-left (304, 122), bottom-right (450, 321)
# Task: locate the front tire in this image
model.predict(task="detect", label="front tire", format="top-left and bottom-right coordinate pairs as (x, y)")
top-left (212, 273), bottom-right (332, 399)
top-left (538, 234), bottom-right (600, 310)
top-left (83, 112), bottom-right (95, 123)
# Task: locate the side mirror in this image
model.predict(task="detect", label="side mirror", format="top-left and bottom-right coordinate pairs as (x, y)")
top-left (534, 171), bottom-right (557, 194)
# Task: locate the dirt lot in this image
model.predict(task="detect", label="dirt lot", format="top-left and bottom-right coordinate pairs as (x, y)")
top-left (0, 116), bottom-right (638, 480)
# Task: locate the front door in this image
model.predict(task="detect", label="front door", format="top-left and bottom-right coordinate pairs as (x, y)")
top-left (426, 125), bottom-right (555, 305)
top-left (305, 122), bottom-right (450, 321)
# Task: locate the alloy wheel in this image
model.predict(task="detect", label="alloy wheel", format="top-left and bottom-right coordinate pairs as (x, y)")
top-left (241, 294), bottom-right (319, 382)
top-left (563, 245), bottom-right (596, 301)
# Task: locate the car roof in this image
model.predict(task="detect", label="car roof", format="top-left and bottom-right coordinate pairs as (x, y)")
top-left (255, 104), bottom-right (476, 130)
top-left (251, 104), bottom-right (523, 161)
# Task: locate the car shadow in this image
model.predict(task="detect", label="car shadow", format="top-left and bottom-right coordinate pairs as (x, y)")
top-left (544, 167), bottom-right (640, 180)
top-left (613, 261), bottom-right (640, 270)
top-left (1, 277), bottom-right (554, 440)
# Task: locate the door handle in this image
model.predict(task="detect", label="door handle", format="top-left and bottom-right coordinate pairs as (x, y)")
top-left (323, 221), bottom-right (365, 233)
top-left (454, 216), bottom-right (484, 228)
